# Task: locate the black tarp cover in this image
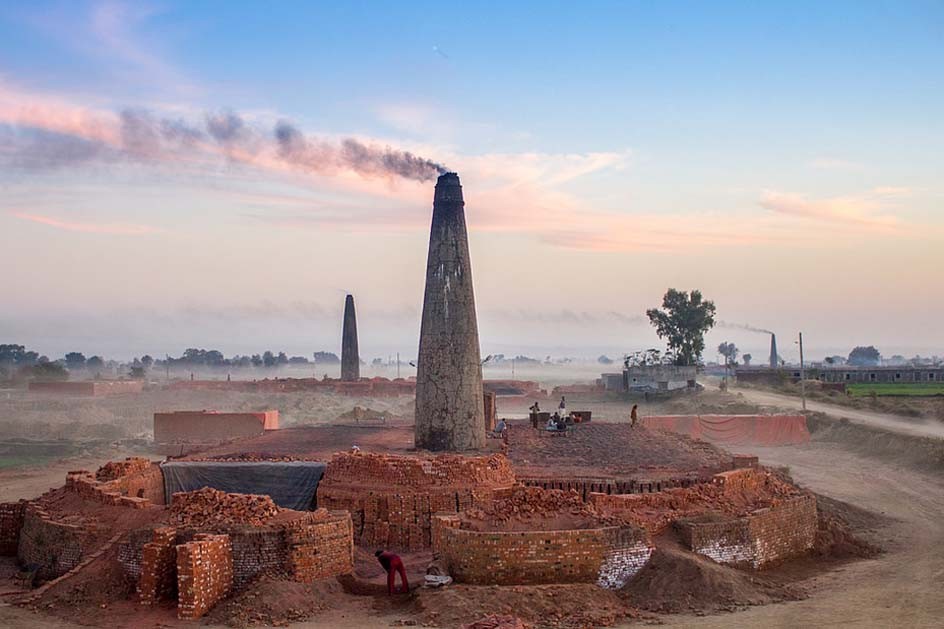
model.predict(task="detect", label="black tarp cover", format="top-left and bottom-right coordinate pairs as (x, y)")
top-left (161, 461), bottom-right (326, 510)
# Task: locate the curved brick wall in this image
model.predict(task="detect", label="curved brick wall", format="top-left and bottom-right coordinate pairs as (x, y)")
top-left (17, 505), bottom-right (95, 580)
top-left (431, 515), bottom-right (652, 588)
top-left (676, 494), bottom-right (817, 568)
top-left (317, 452), bottom-right (516, 550)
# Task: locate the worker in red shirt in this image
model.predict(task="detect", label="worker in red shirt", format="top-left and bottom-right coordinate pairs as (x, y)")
top-left (375, 549), bottom-right (409, 594)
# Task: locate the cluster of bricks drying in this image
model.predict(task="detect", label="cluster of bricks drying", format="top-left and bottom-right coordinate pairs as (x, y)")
top-left (96, 457), bottom-right (151, 481)
top-left (317, 452), bottom-right (516, 550)
top-left (136, 509), bottom-right (353, 619)
top-left (66, 470), bottom-right (153, 509)
top-left (169, 487), bottom-right (280, 528)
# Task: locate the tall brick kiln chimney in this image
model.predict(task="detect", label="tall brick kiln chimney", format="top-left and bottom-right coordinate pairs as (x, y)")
top-left (769, 333), bottom-right (778, 368)
top-left (414, 172), bottom-right (486, 451)
top-left (341, 294), bottom-right (360, 381)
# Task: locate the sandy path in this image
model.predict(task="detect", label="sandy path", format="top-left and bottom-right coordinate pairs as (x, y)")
top-left (0, 449), bottom-right (151, 502)
top-left (642, 442), bottom-right (944, 629)
top-left (732, 385), bottom-right (944, 440)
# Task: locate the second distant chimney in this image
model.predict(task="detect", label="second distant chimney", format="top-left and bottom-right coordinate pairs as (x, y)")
top-left (769, 333), bottom-right (778, 368)
top-left (341, 294), bottom-right (359, 381)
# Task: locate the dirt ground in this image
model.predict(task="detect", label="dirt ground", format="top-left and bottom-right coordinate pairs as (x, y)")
top-left (1, 387), bottom-right (943, 628)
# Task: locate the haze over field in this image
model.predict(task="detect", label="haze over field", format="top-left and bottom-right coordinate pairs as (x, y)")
top-left (1, 1), bottom-right (942, 360)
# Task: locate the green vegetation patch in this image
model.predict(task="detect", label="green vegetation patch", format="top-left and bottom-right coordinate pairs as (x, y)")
top-left (847, 383), bottom-right (944, 397)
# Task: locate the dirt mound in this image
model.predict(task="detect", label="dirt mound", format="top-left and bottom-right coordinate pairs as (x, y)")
top-left (461, 486), bottom-right (612, 531)
top-left (206, 575), bottom-right (341, 627)
top-left (169, 487), bottom-right (279, 528)
top-left (813, 495), bottom-right (883, 560)
top-left (413, 583), bottom-right (639, 628)
top-left (463, 615), bottom-right (531, 629)
top-left (620, 545), bottom-right (805, 614)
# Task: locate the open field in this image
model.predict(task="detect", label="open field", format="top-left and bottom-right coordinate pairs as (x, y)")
top-left (847, 383), bottom-right (944, 397)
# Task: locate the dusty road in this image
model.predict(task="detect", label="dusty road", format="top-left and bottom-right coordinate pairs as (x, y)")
top-left (648, 441), bottom-right (944, 629)
top-left (732, 385), bottom-right (944, 440)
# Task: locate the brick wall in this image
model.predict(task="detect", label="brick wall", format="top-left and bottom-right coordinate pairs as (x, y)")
top-left (317, 452), bottom-right (515, 550)
top-left (176, 534), bottom-right (233, 620)
top-left (28, 381), bottom-right (143, 396)
top-left (227, 527), bottom-right (287, 588)
top-left (285, 511), bottom-right (354, 582)
top-left (153, 410), bottom-right (278, 447)
top-left (117, 528), bottom-right (155, 581)
top-left (66, 459), bottom-right (164, 507)
top-left (520, 474), bottom-right (715, 501)
top-left (432, 515), bottom-right (651, 588)
top-left (676, 494), bottom-right (817, 568)
top-left (139, 527), bottom-right (179, 605)
top-left (17, 504), bottom-right (94, 580)
top-left (0, 501), bottom-right (26, 555)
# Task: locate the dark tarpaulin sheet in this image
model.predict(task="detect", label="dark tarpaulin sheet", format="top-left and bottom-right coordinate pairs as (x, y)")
top-left (161, 461), bottom-right (326, 510)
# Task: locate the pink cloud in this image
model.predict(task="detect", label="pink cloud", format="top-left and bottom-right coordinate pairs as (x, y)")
top-left (11, 211), bottom-right (160, 235)
top-left (759, 190), bottom-right (900, 229)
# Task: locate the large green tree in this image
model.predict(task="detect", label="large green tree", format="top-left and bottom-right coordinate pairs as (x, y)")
top-left (646, 289), bottom-right (717, 366)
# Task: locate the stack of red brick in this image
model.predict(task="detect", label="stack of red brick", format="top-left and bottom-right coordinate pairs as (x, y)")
top-left (96, 457), bottom-right (151, 482)
top-left (317, 452), bottom-right (516, 550)
top-left (169, 488), bottom-right (280, 528)
top-left (139, 527), bottom-right (178, 606)
top-left (176, 533), bottom-right (233, 619)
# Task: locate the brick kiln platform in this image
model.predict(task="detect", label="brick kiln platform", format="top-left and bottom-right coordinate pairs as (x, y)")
top-left (504, 420), bottom-right (731, 482)
top-left (181, 421), bottom-right (729, 486)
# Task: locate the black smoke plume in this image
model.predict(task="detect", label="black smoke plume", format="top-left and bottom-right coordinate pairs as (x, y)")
top-left (4, 107), bottom-right (448, 183)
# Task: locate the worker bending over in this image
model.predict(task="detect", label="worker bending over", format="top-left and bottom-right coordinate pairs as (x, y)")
top-left (375, 549), bottom-right (409, 594)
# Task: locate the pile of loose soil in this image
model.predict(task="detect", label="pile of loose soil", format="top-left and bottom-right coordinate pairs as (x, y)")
top-left (460, 486), bottom-right (612, 531)
top-left (619, 545), bottom-right (805, 614)
top-left (169, 487), bottom-right (279, 528)
top-left (813, 495), bottom-right (883, 560)
top-left (463, 615), bottom-right (530, 629)
top-left (412, 583), bottom-right (639, 629)
top-left (205, 575), bottom-right (341, 628)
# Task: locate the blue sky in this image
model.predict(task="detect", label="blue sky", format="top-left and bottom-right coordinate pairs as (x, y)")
top-left (1, 1), bottom-right (942, 361)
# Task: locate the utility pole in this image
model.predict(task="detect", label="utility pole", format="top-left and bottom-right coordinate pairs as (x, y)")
top-left (512, 358), bottom-right (516, 379)
top-left (396, 352), bottom-right (400, 379)
top-left (798, 332), bottom-right (807, 411)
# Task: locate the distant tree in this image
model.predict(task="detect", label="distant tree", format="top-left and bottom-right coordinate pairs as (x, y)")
top-left (288, 356), bottom-right (309, 365)
top-left (0, 344), bottom-right (26, 365)
top-left (262, 351), bottom-right (277, 367)
top-left (312, 351), bottom-right (340, 365)
top-left (371, 358), bottom-right (384, 367)
top-left (646, 289), bottom-right (717, 366)
top-left (141, 355), bottom-right (154, 369)
top-left (848, 346), bottom-right (881, 367)
top-left (25, 362), bottom-right (69, 382)
top-left (64, 352), bottom-right (87, 368)
top-left (250, 354), bottom-right (263, 367)
top-left (597, 355), bottom-right (614, 365)
top-left (128, 366), bottom-right (146, 379)
top-left (742, 353), bottom-right (752, 366)
top-left (86, 356), bottom-right (105, 370)
top-left (277, 352), bottom-right (289, 365)
top-left (717, 342), bottom-right (739, 365)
